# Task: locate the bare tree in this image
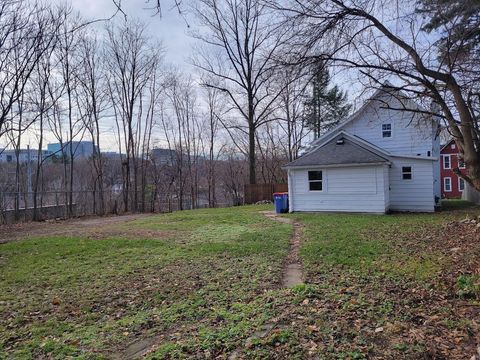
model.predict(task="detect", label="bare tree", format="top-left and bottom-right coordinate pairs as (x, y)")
top-left (0, 1), bottom-right (61, 138)
top-left (76, 31), bottom-right (108, 215)
top-left (30, 45), bottom-right (59, 220)
top-left (218, 147), bottom-right (247, 205)
top-left (106, 20), bottom-right (161, 212)
top-left (165, 73), bottom-right (201, 210)
top-left (57, 8), bottom-right (85, 217)
top-left (274, 66), bottom-right (312, 161)
top-left (201, 81), bottom-right (227, 207)
top-left (192, 0), bottom-right (293, 184)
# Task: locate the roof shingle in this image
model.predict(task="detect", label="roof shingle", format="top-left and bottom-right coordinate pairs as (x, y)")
top-left (285, 135), bottom-right (389, 168)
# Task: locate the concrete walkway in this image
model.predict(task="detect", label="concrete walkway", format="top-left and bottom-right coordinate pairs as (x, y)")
top-left (260, 211), bottom-right (304, 287)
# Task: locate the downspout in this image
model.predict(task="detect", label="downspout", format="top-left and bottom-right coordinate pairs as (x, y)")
top-left (287, 169), bottom-right (293, 213)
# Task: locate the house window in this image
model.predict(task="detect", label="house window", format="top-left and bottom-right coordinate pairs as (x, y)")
top-left (458, 157), bottom-right (465, 169)
top-left (443, 155), bottom-right (451, 169)
top-left (451, 144), bottom-right (456, 149)
top-left (402, 166), bottom-right (412, 180)
top-left (308, 170), bottom-right (323, 191)
top-left (444, 177), bottom-right (452, 192)
top-left (382, 124), bottom-right (392, 138)
top-left (6, 155), bottom-right (12, 162)
top-left (459, 178), bottom-right (465, 192)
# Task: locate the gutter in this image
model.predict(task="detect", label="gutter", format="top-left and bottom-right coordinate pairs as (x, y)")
top-left (282, 161), bottom-right (390, 170)
top-left (389, 154), bottom-right (438, 161)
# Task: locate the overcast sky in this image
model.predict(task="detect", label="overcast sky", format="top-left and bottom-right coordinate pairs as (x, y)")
top-left (17, 0), bottom-right (198, 151)
top-left (11, 0), bottom-right (358, 151)
top-left (67, 0), bottom-right (195, 67)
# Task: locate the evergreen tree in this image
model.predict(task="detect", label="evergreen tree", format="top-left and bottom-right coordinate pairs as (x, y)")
top-left (304, 63), bottom-right (351, 139)
top-left (417, 0), bottom-right (480, 59)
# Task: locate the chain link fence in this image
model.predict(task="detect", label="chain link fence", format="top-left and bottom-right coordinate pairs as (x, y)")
top-left (0, 190), bottom-right (234, 224)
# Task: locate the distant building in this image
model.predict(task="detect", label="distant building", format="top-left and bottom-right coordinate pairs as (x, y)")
top-left (440, 139), bottom-right (466, 199)
top-left (101, 151), bottom-right (122, 159)
top-left (0, 148), bottom-right (52, 163)
top-left (47, 141), bottom-right (98, 159)
top-left (150, 148), bottom-right (177, 166)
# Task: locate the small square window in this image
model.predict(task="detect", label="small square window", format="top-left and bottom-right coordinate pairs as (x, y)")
top-left (402, 166), bottom-right (412, 180)
top-left (308, 170), bottom-right (323, 191)
top-left (382, 124), bottom-right (392, 138)
top-left (451, 144), bottom-right (456, 149)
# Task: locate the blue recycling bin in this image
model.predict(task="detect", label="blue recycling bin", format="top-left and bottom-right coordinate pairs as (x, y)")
top-left (273, 192), bottom-right (288, 214)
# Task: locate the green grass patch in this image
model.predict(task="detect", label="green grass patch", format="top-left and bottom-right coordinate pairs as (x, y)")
top-left (0, 205), bottom-right (290, 358)
top-left (289, 211), bottom-right (469, 280)
top-left (1, 203), bottom-right (479, 359)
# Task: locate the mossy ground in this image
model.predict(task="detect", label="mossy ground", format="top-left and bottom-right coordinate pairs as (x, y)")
top-left (1, 201), bottom-right (479, 359)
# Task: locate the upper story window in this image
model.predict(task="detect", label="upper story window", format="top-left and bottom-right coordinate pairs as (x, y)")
top-left (443, 155), bottom-right (451, 169)
top-left (459, 157), bottom-right (465, 169)
top-left (402, 166), bottom-right (412, 180)
top-left (451, 143), bottom-right (456, 149)
top-left (308, 170), bottom-right (323, 191)
top-left (382, 123), bottom-right (392, 138)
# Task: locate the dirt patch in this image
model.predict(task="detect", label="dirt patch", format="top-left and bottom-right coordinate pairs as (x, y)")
top-left (113, 336), bottom-right (162, 359)
top-left (261, 211), bottom-right (304, 287)
top-left (0, 213), bottom-right (152, 244)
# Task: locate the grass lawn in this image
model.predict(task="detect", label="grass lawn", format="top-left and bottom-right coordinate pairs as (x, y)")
top-left (1, 202), bottom-right (479, 359)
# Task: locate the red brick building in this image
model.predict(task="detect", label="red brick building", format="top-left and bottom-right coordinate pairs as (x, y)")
top-left (440, 139), bottom-right (466, 198)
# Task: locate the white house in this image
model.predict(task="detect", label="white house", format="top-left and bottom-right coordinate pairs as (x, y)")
top-left (283, 86), bottom-right (441, 213)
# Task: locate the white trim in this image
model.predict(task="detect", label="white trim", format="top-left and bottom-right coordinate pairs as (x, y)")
top-left (443, 177), bottom-right (452, 192)
top-left (442, 154), bottom-right (451, 169)
top-left (440, 139), bottom-right (455, 152)
top-left (458, 154), bottom-right (466, 169)
top-left (458, 177), bottom-right (465, 192)
top-left (401, 165), bottom-right (413, 180)
top-left (382, 123), bottom-right (392, 138)
top-left (307, 169), bottom-right (324, 192)
top-left (283, 161), bottom-right (389, 170)
top-left (390, 154), bottom-right (438, 161)
top-left (287, 169), bottom-right (293, 213)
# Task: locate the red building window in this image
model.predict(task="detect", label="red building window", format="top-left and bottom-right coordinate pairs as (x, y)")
top-left (443, 155), bottom-right (451, 169)
top-left (444, 177), bottom-right (452, 192)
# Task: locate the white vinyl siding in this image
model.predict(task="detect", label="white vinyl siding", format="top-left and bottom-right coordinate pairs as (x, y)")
top-left (389, 158), bottom-right (435, 212)
top-left (443, 177), bottom-right (452, 192)
top-left (289, 165), bottom-right (388, 213)
top-left (341, 94), bottom-right (437, 156)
